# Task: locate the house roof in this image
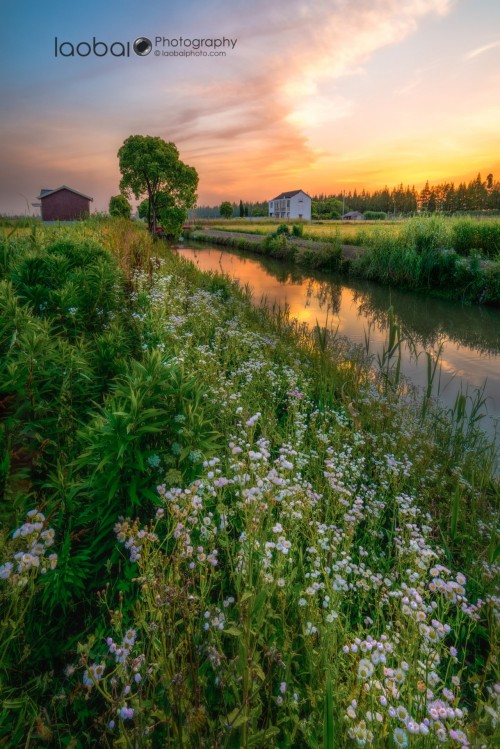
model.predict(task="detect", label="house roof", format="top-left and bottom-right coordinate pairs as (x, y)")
top-left (270, 189), bottom-right (311, 201)
top-left (342, 211), bottom-right (364, 217)
top-left (37, 185), bottom-right (93, 201)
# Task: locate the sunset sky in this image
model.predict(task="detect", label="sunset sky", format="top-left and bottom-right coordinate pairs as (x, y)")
top-left (2, 0), bottom-right (500, 213)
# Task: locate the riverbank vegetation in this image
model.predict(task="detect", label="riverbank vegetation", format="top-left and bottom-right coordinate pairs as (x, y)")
top-left (191, 216), bottom-right (500, 305)
top-left (1, 218), bottom-right (498, 747)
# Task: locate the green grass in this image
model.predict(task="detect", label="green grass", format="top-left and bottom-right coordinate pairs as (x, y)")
top-left (0, 219), bottom-right (498, 747)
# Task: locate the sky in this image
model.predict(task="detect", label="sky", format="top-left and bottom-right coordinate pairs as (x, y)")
top-left (1, 0), bottom-right (500, 213)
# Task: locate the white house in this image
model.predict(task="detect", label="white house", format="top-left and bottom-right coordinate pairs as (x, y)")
top-left (269, 190), bottom-right (311, 220)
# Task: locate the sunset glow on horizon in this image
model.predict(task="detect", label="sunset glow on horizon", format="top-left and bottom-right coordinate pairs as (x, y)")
top-left (2, 0), bottom-right (500, 213)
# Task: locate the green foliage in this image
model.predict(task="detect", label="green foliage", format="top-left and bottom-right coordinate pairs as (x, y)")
top-left (140, 192), bottom-right (187, 236)
top-left (363, 211), bottom-right (386, 220)
top-left (312, 197), bottom-right (343, 220)
top-left (118, 135), bottom-right (198, 229)
top-left (451, 218), bottom-right (500, 257)
top-left (0, 219), bottom-right (497, 747)
top-left (109, 194), bottom-right (131, 219)
top-left (292, 223), bottom-right (304, 237)
top-left (219, 201), bottom-right (233, 219)
top-left (300, 243), bottom-right (342, 271)
top-left (276, 223), bottom-right (290, 236)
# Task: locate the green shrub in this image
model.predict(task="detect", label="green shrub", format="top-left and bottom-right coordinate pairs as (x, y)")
top-left (363, 211), bottom-right (386, 220)
top-left (452, 219), bottom-right (500, 257)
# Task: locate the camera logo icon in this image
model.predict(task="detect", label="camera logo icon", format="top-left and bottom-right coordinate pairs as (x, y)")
top-left (133, 37), bottom-right (152, 56)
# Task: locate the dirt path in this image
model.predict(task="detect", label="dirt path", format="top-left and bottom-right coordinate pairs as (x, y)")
top-left (191, 228), bottom-right (366, 260)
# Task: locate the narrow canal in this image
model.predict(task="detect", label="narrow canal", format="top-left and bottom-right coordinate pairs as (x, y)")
top-left (176, 244), bottom-right (500, 445)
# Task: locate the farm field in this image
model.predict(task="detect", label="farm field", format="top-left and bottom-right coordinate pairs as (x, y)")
top-left (202, 219), bottom-right (399, 244)
top-left (203, 217), bottom-right (500, 249)
top-left (0, 217), bottom-right (498, 747)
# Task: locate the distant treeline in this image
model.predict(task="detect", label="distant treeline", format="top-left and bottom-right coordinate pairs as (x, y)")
top-left (192, 200), bottom-right (269, 219)
top-left (192, 172), bottom-right (500, 220)
top-left (323, 172), bottom-right (500, 217)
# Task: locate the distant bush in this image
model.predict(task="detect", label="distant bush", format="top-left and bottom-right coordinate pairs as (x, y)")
top-left (292, 224), bottom-right (304, 237)
top-left (363, 211), bottom-right (386, 220)
top-left (109, 194), bottom-right (131, 219)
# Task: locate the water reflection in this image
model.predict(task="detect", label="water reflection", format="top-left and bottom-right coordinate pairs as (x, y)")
top-left (176, 244), bottom-right (500, 440)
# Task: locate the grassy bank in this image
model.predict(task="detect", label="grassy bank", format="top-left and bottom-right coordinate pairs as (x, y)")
top-left (190, 216), bottom-right (500, 305)
top-left (1, 219), bottom-right (499, 747)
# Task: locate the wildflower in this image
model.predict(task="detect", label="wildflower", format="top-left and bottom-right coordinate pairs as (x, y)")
top-left (124, 629), bottom-right (136, 646)
top-left (394, 668), bottom-right (406, 684)
top-left (393, 727), bottom-right (408, 747)
top-left (280, 681), bottom-right (287, 694)
top-left (245, 412), bottom-right (261, 427)
top-left (90, 663), bottom-right (105, 680)
top-left (119, 706), bottom-right (134, 720)
top-left (0, 562), bottom-right (13, 579)
top-left (357, 659), bottom-right (374, 680)
top-left (396, 705), bottom-right (408, 723)
top-left (83, 663), bottom-right (105, 687)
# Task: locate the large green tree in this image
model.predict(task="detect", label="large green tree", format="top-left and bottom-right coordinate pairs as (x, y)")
top-left (109, 194), bottom-right (131, 219)
top-left (118, 135), bottom-right (198, 232)
top-left (219, 201), bottom-right (233, 219)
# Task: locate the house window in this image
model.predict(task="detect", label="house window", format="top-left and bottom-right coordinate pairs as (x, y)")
top-left (299, 214), bottom-right (302, 218)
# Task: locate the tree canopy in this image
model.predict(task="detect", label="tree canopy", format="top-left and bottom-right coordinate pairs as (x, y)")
top-left (219, 201), bottom-right (233, 219)
top-left (118, 135), bottom-right (198, 231)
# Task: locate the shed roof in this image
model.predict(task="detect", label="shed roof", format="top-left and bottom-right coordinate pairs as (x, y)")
top-left (38, 185), bottom-right (93, 201)
top-left (270, 189), bottom-right (311, 201)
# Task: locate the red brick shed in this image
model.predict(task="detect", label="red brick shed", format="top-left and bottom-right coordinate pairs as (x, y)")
top-left (37, 186), bottom-right (93, 221)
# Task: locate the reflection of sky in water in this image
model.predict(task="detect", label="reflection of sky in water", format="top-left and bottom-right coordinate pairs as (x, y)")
top-left (177, 246), bottom-right (500, 442)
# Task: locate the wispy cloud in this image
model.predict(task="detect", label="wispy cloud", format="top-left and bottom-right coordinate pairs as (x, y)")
top-left (144, 0), bottom-right (456, 198)
top-left (465, 39), bottom-right (500, 60)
